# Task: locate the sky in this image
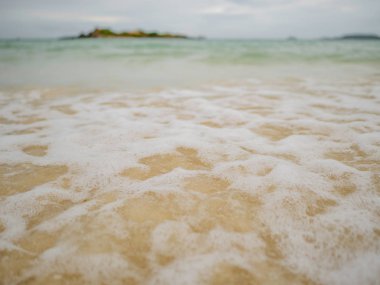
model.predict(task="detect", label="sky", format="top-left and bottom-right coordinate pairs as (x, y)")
top-left (0, 0), bottom-right (379, 39)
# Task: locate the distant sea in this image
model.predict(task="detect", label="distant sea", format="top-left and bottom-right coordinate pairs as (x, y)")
top-left (0, 38), bottom-right (379, 89)
top-left (1, 38), bottom-right (380, 285)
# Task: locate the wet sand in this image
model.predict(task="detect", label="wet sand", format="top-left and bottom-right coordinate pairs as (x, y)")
top-left (1, 76), bottom-right (380, 284)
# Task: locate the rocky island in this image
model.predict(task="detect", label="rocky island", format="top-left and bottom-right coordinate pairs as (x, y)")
top-left (75, 28), bottom-right (188, 39)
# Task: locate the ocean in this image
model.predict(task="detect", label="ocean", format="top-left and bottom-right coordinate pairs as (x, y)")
top-left (1, 38), bottom-right (380, 285)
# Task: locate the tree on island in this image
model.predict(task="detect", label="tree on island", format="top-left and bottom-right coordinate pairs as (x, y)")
top-left (77, 28), bottom-right (188, 39)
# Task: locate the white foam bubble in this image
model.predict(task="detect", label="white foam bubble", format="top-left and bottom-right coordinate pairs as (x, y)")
top-left (1, 74), bottom-right (379, 284)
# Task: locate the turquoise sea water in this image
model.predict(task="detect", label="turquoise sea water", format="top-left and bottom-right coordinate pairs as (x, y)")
top-left (0, 39), bottom-right (379, 90)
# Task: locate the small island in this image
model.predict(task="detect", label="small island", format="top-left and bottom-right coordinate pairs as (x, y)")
top-left (75, 28), bottom-right (188, 39)
top-left (322, 34), bottom-right (380, 41)
top-left (340, 34), bottom-right (380, 40)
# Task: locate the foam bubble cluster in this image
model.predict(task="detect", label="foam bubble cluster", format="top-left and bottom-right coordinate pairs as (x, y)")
top-left (0, 75), bottom-right (380, 285)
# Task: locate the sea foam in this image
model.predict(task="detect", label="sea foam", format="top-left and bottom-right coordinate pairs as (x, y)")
top-left (0, 76), bottom-right (379, 285)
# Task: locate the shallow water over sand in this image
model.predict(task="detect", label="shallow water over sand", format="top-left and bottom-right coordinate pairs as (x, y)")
top-left (1, 73), bottom-right (380, 284)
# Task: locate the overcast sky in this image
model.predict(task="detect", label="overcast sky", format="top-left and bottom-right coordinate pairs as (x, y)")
top-left (0, 0), bottom-right (379, 39)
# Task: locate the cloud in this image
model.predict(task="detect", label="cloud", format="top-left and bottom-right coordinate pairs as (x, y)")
top-left (199, 3), bottom-right (256, 15)
top-left (0, 0), bottom-right (379, 38)
top-left (26, 10), bottom-right (127, 24)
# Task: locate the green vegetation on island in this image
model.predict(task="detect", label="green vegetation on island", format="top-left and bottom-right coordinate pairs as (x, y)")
top-left (76, 28), bottom-right (189, 39)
